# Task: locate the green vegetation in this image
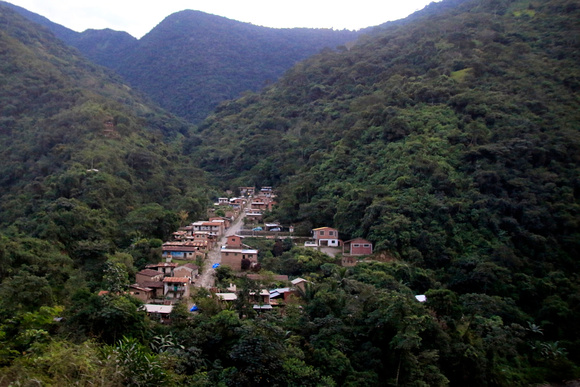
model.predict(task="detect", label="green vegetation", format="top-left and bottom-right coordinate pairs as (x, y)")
top-left (0, 0), bottom-right (579, 385)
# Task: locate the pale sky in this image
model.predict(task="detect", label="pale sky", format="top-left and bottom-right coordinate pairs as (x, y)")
top-left (6, 0), bottom-right (440, 39)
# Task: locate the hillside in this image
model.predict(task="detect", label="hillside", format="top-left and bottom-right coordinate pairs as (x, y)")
top-left (6, 3), bottom-right (361, 123)
top-left (194, 0), bottom-right (580, 376)
top-left (0, 0), bottom-right (579, 385)
top-left (0, 3), bottom-right (211, 258)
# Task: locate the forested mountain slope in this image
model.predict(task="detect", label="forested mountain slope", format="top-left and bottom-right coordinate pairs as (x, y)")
top-left (195, 0), bottom-right (580, 369)
top-left (1, 0), bottom-right (579, 385)
top-left (6, 2), bottom-right (361, 123)
top-left (0, 3), bottom-right (211, 259)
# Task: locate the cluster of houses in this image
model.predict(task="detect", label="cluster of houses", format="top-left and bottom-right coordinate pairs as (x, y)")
top-left (126, 187), bottom-right (379, 322)
top-left (241, 186), bottom-right (276, 224)
top-left (307, 227), bottom-right (374, 267)
top-left (215, 276), bottom-right (310, 312)
top-left (129, 259), bottom-right (198, 305)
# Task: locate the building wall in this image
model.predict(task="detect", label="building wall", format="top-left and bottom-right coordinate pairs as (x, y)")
top-left (221, 251), bottom-right (258, 271)
top-left (350, 244), bottom-right (372, 255)
top-left (136, 273), bottom-right (161, 284)
top-left (130, 289), bottom-right (151, 303)
top-left (318, 238), bottom-right (339, 247)
top-left (313, 228), bottom-right (339, 241)
top-left (174, 266), bottom-right (198, 279)
top-left (221, 251), bottom-right (243, 271)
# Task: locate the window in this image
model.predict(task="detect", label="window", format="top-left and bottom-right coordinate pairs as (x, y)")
top-left (354, 244), bottom-right (360, 247)
top-left (319, 231), bottom-right (325, 236)
top-left (364, 244), bottom-right (370, 247)
top-left (329, 231), bottom-right (334, 236)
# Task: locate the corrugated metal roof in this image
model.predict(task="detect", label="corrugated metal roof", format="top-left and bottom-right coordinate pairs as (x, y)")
top-left (143, 304), bottom-right (173, 314)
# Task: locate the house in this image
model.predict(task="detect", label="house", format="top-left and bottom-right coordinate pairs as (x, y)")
top-left (215, 292), bottom-right (237, 301)
top-left (172, 230), bottom-right (188, 240)
top-left (250, 290), bottom-right (271, 306)
top-left (220, 235), bottom-right (259, 270)
top-left (250, 196), bottom-right (276, 212)
top-left (312, 227), bottom-right (340, 247)
top-left (129, 284), bottom-right (154, 303)
top-left (221, 248), bottom-right (259, 271)
top-left (135, 268), bottom-right (164, 284)
top-left (163, 277), bottom-right (190, 300)
top-left (291, 277), bottom-right (309, 293)
top-left (245, 210), bottom-right (263, 223)
top-left (142, 304), bottom-right (173, 324)
top-left (259, 187), bottom-right (273, 198)
top-left (225, 210), bottom-right (237, 219)
top-left (269, 287), bottom-right (298, 305)
top-left (174, 263), bottom-right (199, 282)
top-left (192, 221), bottom-right (225, 237)
top-left (209, 216), bottom-right (231, 229)
top-left (221, 247), bottom-right (259, 271)
top-left (146, 262), bottom-right (178, 276)
top-left (193, 231), bottom-right (217, 249)
top-left (140, 281), bottom-right (164, 299)
top-left (229, 197), bottom-right (247, 208)
top-left (343, 238), bottom-right (373, 256)
top-left (239, 186), bottom-right (255, 196)
top-left (162, 241), bottom-right (207, 260)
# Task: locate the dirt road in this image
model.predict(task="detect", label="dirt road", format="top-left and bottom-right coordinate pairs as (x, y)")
top-left (195, 212), bottom-right (246, 288)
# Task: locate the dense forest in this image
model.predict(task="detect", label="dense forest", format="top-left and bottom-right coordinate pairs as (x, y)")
top-left (7, 2), bottom-right (361, 124)
top-left (0, 4), bottom-right (213, 282)
top-left (0, 0), bottom-right (579, 385)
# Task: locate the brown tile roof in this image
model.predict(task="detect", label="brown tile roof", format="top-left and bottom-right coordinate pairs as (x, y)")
top-left (137, 269), bottom-right (162, 277)
top-left (130, 284), bottom-right (153, 291)
top-left (141, 281), bottom-right (163, 288)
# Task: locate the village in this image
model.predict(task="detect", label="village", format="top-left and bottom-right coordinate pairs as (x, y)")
top-left (127, 186), bottom-right (378, 323)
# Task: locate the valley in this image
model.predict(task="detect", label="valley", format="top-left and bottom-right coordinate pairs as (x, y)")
top-left (0, 0), bottom-right (579, 385)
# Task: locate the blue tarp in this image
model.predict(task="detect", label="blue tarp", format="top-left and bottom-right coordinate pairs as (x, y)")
top-left (212, 263), bottom-right (220, 269)
top-left (190, 305), bottom-right (198, 312)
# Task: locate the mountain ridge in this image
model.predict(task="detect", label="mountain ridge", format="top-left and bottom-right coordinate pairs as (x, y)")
top-left (6, 2), bottom-right (363, 123)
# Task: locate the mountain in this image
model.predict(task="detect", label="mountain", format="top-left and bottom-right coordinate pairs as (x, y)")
top-left (1, 0), bottom-right (580, 384)
top-left (0, 3), bottom-right (211, 260)
top-left (193, 0), bottom-right (580, 377)
top-left (6, 3), bottom-right (361, 123)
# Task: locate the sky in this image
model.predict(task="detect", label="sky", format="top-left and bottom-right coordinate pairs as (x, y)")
top-left (6, 0), bottom-right (440, 39)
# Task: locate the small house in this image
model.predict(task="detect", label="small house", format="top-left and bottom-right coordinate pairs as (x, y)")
top-left (163, 277), bottom-right (190, 300)
top-left (343, 238), bottom-right (373, 256)
top-left (173, 263), bottom-right (199, 282)
top-left (312, 227), bottom-right (340, 247)
top-left (135, 269), bottom-right (164, 284)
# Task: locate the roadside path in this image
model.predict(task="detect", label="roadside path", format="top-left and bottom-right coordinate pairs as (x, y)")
top-left (196, 211), bottom-right (246, 288)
